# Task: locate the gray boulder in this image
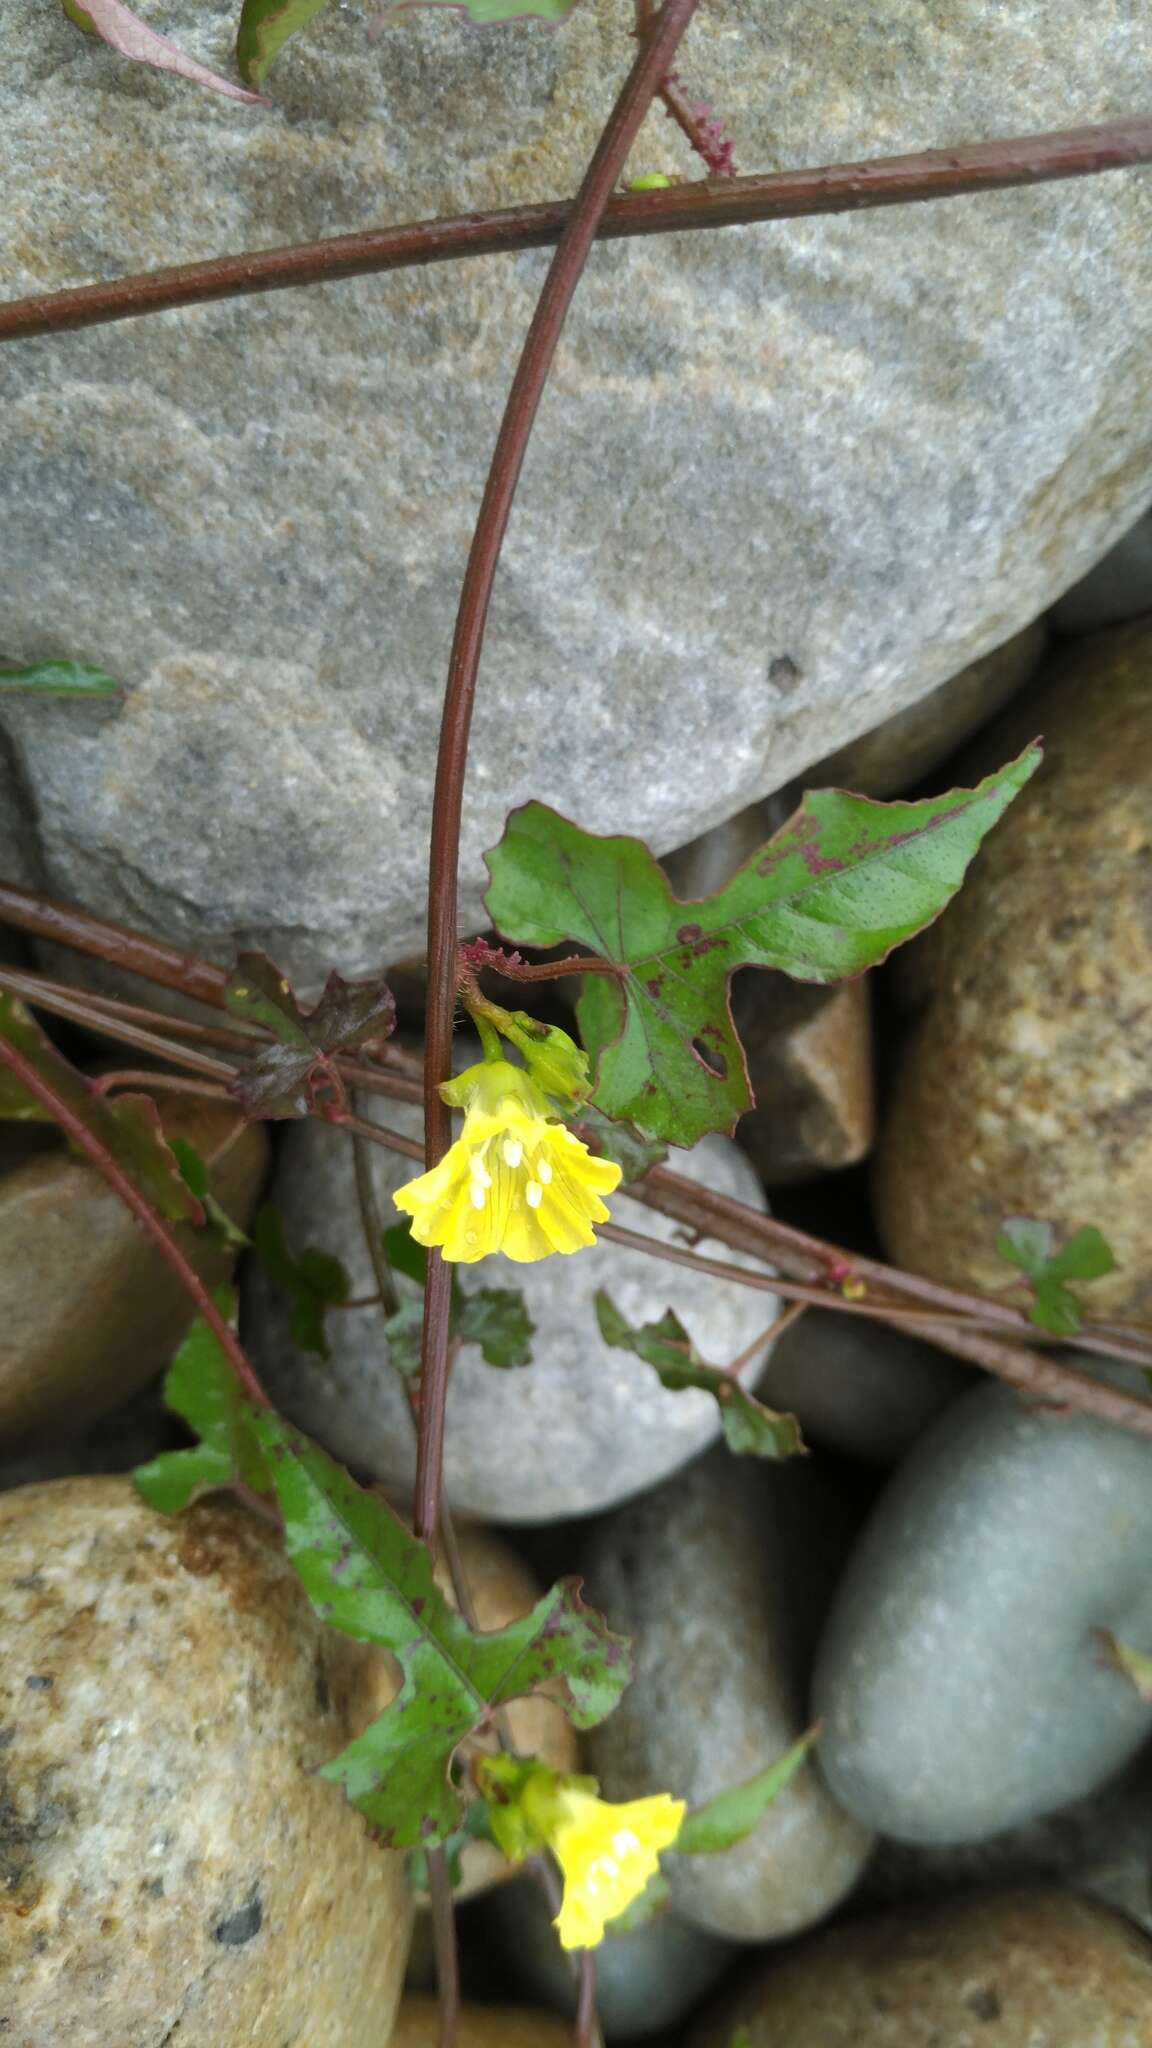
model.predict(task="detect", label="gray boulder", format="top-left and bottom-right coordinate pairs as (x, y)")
top-left (3, 4), bottom-right (1152, 978)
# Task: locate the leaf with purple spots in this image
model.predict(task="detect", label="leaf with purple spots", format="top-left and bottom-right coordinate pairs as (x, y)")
top-left (483, 747), bottom-right (1040, 1146)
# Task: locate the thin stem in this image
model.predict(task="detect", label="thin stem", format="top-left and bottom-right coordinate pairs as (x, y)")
top-left (351, 1111), bottom-right (401, 1319)
top-left (416, 0), bottom-right (705, 1556)
top-left (0, 967), bottom-right (242, 1080)
top-left (3, 119), bottom-right (1152, 343)
top-left (0, 1030), bottom-right (268, 1408)
top-left (575, 1950), bottom-right (601, 2048)
top-left (93, 1069), bottom-right (233, 1103)
top-left (426, 1847), bottom-right (460, 2048)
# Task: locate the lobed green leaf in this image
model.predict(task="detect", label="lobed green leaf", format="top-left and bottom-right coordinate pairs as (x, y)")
top-left (253, 1204), bottom-right (351, 1358)
top-left (596, 1291), bottom-right (802, 1460)
top-left (170, 1137), bottom-right (251, 1253)
top-left (251, 1411), bottom-right (632, 1844)
top-left (235, 0), bottom-right (330, 86)
top-left (484, 749), bottom-right (1040, 1145)
top-left (675, 1729), bottom-right (817, 1855)
top-left (996, 1216), bottom-right (1116, 1335)
top-left (59, 0), bottom-right (265, 100)
top-left (0, 660), bottom-right (121, 699)
top-left (133, 1290), bottom-right (271, 1512)
top-left (225, 951), bottom-right (395, 1119)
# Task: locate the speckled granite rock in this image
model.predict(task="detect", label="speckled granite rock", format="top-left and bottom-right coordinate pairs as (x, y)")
top-left (875, 621), bottom-right (1152, 1320)
top-left (585, 1450), bottom-right (872, 1942)
top-left (0, 1478), bottom-right (411, 2046)
top-left (247, 1103), bottom-right (778, 1522)
top-left (0, 1097), bottom-right (266, 1446)
top-left (392, 2000), bottom-right (571, 2047)
top-left (813, 1375), bottom-right (1152, 1844)
top-left (688, 1890), bottom-right (1152, 2047)
top-left (4, 5), bottom-right (1152, 980)
top-left (487, 1875), bottom-right (733, 2039)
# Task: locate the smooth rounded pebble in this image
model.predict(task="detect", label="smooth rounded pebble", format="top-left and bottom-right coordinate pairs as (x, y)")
top-left (757, 1308), bottom-right (973, 1465)
top-left (0, 1478), bottom-right (411, 2046)
top-left (688, 1889), bottom-right (1152, 2047)
top-left (813, 1375), bottom-right (1152, 1843)
top-left (585, 1449), bottom-right (872, 1942)
top-left (248, 1104), bottom-right (778, 1522)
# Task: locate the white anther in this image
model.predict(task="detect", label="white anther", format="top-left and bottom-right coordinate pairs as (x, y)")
top-left (470, 1184), bottom-right (487, 1210)
top-left (525, 1180), bottom-right (543, 1209)
top-left (612, 1829), bottom-right (640, 1856)
top-left (537, 1158), bottom-right (553, 1185)
top-left (503, 1138), bottom-right (524, 1168)
top-left (470, 1158), bottom-right (492, 1189)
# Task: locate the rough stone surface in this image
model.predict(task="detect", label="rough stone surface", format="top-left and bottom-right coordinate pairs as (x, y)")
top-left (874, 622), bottom-right (1152, 1320)
top-left (688, 1890), bottom-right (1152, 2048)
top-left (805, 622), bottom-right (1046, 798)
top-left (1051, 506), bottom-right (1152, 633)
top-left (584, 1449), bottom-right (873, 1942)
top-left (486, 1875), bottom-right (732, 2039)
top-left (354, 1519), bottom-right (579, 1900)
top-left (0, 1097), bottom-right (267, 1447)
top-left (4, 6), bottom-right (1152, 981)
top-left (757, 1309), bottom-right (973, 1465)
top-left (392, 2000), bottom-right (571, 2048)
top-left (861, 1740), bottom-right (1152, 1940)
top-left (247, 1104), bottom-right (778, 1522)
top-left (731, 973), bottom-right (874, 1186)
top-left (813, 1376), bottom-right (1152, 1845)
top-left (0, 1477), bottom-right (411, 2047)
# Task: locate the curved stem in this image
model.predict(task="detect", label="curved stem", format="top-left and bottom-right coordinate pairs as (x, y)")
top-left (414, 0), bottom-right (705, 1554)
top-left (2, 119), bottom-right (1151, 343)
top-left (0, 1030), bottom-right (268, 1408)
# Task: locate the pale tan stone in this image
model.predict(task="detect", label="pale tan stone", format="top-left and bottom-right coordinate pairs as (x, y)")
top-left (392, 1997), bottom-right (570, 2047)
top-left (733, 972), bottom-right (874, 1185)
top-left (689, 1890), bottom-right (1152, 2047)
top-left (0, 1477), bottom-right (411, 2047)
top-left (875, 620), bottom-right (1152, 1319)
top-left (0, 1096), bottom-right (266, 1446)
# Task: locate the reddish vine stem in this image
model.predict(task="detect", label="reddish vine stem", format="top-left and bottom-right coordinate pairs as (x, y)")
top-left (0, 1030), bottom-right (268, 1408)
top-left (416, 0), bottom-right (705, 1552)
top-left (3, 119), bottom-right (1151, 344)
top-left (635, 0), bottom-right (736, 175)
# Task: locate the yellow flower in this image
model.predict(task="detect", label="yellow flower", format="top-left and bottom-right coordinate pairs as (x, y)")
top-left (392, 1059), bottom-right (621, 1265)
top-left (546, 1785), bottom-right (685, 1950)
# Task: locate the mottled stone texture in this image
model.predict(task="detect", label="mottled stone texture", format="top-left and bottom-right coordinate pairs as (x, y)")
top-left (3, 4), bottom-right (1152, 980)
top-left (689, 1891), bottom-right (1152, 2048)
top-left (0, 1479), bottom-right (411, 2047)
top-left (875, 621), bottom-right (1152, 1319)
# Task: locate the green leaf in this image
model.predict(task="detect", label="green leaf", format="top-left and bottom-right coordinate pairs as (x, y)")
top-left (675, 1729), bottom-right (818, 1855)
top-left (377, 0), bottom-right (580, 19)
top-left (406, 1798), bottom-right (495, 1895)
top-left (382, 1297), bottom-right (425, 1381)
top-left (225, 951), bottom-right (396, 1119)
top-left (235, 0), bottom-right (330, 86)
top-left (0, 993), bottom-right (202, 1225)
top-left (0, 660), bottom-right (121, 699)
top-left (996, 1216), bottom-right (1116, 1335)
top-left (59, 0), bottom-right (265, 100)
top-left (569, 1104), bottom-right (667, 1185)
top-left (483, 749), bottom-right (1040, 1146)
top-left (251, 1411), bottom-right (632, 1845)
top-left (1094, 1629), bottom-right (1152, 1704)
top-left (455, 1285), bottom-right (535, 1369)
top-left (595, 1291), bottom-right (803, 1460)
top-left (169, 1137), bottom-right (251, 1253)
top-left (253, 1204), bottom-right (351, 1358)
top-left (133, 1288), bottom-right (270, 1511)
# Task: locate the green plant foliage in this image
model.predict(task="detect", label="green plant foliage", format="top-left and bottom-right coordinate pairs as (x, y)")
top-left (1094, 1629), bottom-right (1152, 1704)
top-left (0, 660), bottom-right (121, 699)
top-left (996, 1216), bottom-right (1116, 1335)
top-left (569, 1103), bottom-right (668, 1184)
top-left (596, 1291), bottom-right (802, 1459)
top-left (382, 1222), bottom-right (535, 1373)
top-left (235, 0), bottom-right (330, 86)
top-left (170, 1138), bottom-right (251, 1253)
top-left (251, 1409), bottom-right (632, 1843)
top-left (484, 748), bottom-right (1040, 1145)
top-left (379, 0), bottom-right (582, 20)
top-left (225, 951), bottom-right (395, 1118)
top-left (253, 1203), bottom-right (351, 1358)
top-left (59, 0), bottom-right (265, 100)
top-left (499, 1010), bottom-right (591, 1105)
top-left (0, 993), bottom-right (203, 1224)
top-left (406, 1798), bottom-right (495, 1894)
top-left (134, 1290), bottom-right (270, 1512)
top-left (675, 1728), bottom-right (817, 1855)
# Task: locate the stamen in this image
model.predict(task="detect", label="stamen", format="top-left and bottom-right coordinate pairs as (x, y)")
top-left (537, 1158), bottom-right (553, 1185)
top-left (503, 1138), bottom-right (524, 1169)
top-left (470, 1184), bottom-right (487, 1210)
top-left (470, 1157), bottom-right (492, 1189)
top-left (525, 1180), bottom-right (543, 1209)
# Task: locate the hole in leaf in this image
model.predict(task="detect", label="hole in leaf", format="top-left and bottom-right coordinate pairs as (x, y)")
top-left (691, 1038), bottom-right (728, 1080)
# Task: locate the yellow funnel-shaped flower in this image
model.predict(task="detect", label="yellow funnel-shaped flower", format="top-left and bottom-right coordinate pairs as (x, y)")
top-left (547, 1785), bottom-right (685, 1950)
top-left (392, 1059), bottom-right (621, 1264)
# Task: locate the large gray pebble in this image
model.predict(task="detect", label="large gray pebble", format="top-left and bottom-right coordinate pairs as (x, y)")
top-left (757, 1310), bottom-right (973, 1465)
top-left (1051, 507), bottom-right (1152, 633)
top-left (4, 6), bottom-right (1152, 980)
top-left (584, 1449), bottom-right (872, 1941)
top-left (246, 1107), bottom-right (778, 1522)
top-left (814, 1375), bottom-right (1152, 1843)
top-left (484, 1877), bottom-right (733, 2040)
